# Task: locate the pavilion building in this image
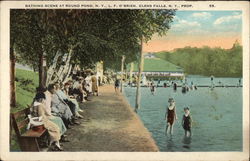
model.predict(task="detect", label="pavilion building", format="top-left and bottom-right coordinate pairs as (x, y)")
top-left (127, 53), bottom-right (184, 80)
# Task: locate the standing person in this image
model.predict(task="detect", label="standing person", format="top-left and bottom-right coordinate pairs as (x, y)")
top-left (91, 73), bottom-right (99, 96)
top-left (173, 82), bottom-right (177, 91)
top-left (210, 75), bottom-right (215, 88)
top-left (190, 81), bottom-right (194, 90)
top-left (157, 79), bottom-right (161, 87)
top-left (150, 82), bottom-right (156, 95)
top-left (182, 83), bottom-right (187, 94)
top-left (165, 98), bottom-right (177, 135)
top-left (238, 78), bottom-right (241, 87)
top-left (182, 107), bottom-right (192, 137)
top-left (114, 78), bottom-right (120, 92)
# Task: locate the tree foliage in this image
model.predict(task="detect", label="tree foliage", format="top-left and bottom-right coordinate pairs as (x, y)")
top-left (156, 41), bottom-right (242, 77)
top-left (11, 9), bottom-right (175, 73)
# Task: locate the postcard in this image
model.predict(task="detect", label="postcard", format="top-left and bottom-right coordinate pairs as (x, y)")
top-left (0, 1), bottom-right (249, 161)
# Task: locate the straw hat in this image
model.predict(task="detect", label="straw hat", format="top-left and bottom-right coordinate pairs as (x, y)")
top-left (85, 69), bottom-right (93, 73)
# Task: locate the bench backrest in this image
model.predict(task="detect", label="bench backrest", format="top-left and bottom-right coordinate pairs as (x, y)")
top-left (11, 107), bottom-right (30, 137)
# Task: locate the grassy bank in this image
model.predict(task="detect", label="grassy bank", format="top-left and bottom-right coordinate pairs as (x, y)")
top-left (10, 68), bottom-right (38, 151)
top-left (12, 68), bottom-right (38, 113)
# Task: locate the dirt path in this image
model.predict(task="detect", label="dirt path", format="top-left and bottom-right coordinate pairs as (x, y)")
top-left (62, 85), bottom-right (159, 151)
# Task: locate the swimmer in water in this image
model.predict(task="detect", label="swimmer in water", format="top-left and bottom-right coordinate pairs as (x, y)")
top-left (238, 78), bottom-right (241, 87)
top-left (182, 107), bottom-right (192, 137)
top-left (210, 75), bottom-right (215, 89)
top-left (165, 98), bottom-right (177, 135)
top-left (173, 82), bottom-right (177, 91)
top-left (150, 82), bottom-right (156, 95)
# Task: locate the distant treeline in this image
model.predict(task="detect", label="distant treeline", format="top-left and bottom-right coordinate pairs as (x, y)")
top-left (156, 41), bottom-right (242, 77)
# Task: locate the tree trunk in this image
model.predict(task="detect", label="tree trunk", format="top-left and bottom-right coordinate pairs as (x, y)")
top-left (120, 55), bottom-right (125, 92)
top-left (43, 66), bottom-right (47, 86)
top-left (46, 50), bottom-right (61, 86)
top-left (10, 45), bottom-right (16, 107)
top-left (129, 62), bottom-right (134, 83)
top-left (58, 49), bottom-right (72, 83)
top-left (9, 115), bottom-right (13, 145)
top-left (38, 50), bottom-right (45, 88)
top-left (135, 37), bottom-right (144, 112)
top-left (63, 64), bottom-right (72, 84)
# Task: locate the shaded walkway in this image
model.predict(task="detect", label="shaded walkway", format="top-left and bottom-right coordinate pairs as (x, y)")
top-left (63, 85), bottom-right (159, 151)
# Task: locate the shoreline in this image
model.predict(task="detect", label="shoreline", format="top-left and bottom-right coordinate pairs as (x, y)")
top-left (119, 90), bottom-right (160, 151)
top-left (62, 85), bottom-right (159, 152)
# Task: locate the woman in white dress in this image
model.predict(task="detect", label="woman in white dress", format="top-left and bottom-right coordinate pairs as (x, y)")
top-left (31, 92), bottom-right (65, 151)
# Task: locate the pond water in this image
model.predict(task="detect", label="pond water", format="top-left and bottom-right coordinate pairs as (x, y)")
top-left (124, 77), bottom-right (242, 151)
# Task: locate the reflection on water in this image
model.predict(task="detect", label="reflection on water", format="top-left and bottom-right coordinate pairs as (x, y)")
top-left (209, 90), bottom-right (219, 100)
top-left (165, 136), bottom-right (175, 152)
top-left (124, 77), bottom-right (242, 151)
top-left (182, 136), bottom-right (192, 149)
top-left (164, 134), bottom-right (192, 151)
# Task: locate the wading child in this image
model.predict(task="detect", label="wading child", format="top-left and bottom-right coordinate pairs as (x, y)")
top-left (150, 82), bottom-right (156, 95)
top-left (165, 98), bottom-right (177, 135)
top-left (182, 107), bottom-right (192, 137)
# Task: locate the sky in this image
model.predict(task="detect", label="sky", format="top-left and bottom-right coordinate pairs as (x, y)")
top-left (143, 11), bottom-right (242, 52)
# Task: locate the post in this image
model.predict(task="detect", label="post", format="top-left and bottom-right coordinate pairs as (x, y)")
top-left (42, 52), bottom-right (47, 87)
top-left (135, 36), bottom-right (144, 112)
top-left (120, 55), bottom-right (125, 92)
top-left (38, 49), bottom-right (45, 88)
top-left (129, 63), bottom-right (134, 83)
top-left (10, 46), bottom-right (16, 107)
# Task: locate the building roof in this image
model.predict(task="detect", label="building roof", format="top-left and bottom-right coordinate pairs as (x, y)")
top-left (127, 58), bottom-right (183, 72)
top-left (144, 53), bottom-right (156, 58)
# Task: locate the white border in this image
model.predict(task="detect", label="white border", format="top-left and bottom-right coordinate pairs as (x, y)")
top-left (0, 1), bottom-right (249, 161)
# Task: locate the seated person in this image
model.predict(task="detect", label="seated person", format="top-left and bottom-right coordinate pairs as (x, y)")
top-left (43, 86), bottom-right (68, 133)
top-left (72, 77), bottom-right (88, 102)
top-left (49, 84), bottom-right (79, 128)
top-left (64, 82), bottom-right (84, 112)
top-left (84, 73), bottom-right (93, 94)
top-left (66, 80), bottom-right (75, 96)
top-left (54, 82), bottom-right (83, 119)
top-left (31, 92), bottom-right (68, 151)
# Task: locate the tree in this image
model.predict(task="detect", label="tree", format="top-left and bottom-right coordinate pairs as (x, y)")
top-left (156, 43), bottom-right (242, 77)
top-left (10, 9), bottom-right (175, 107)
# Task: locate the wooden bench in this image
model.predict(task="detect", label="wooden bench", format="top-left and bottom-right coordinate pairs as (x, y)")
top-left (11, 107), bottom-right (48, 151)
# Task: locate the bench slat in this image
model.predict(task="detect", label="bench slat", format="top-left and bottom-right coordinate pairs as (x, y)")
top-left (13, 108), bottom-right (30, 119)
top-left (12, 107), bottom-right (47, 152)
top-left (17, 118), bottom-right (29, 130)
top-left (22, 129), bottom-right (47, 138)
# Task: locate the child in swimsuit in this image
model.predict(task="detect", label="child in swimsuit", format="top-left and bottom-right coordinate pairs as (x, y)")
top-left (165, 98), bottom-right (177, 135)
top-left (150, 84), bottom-right (156, 95)
top-left (182, 107), bottom-right (192, 137)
